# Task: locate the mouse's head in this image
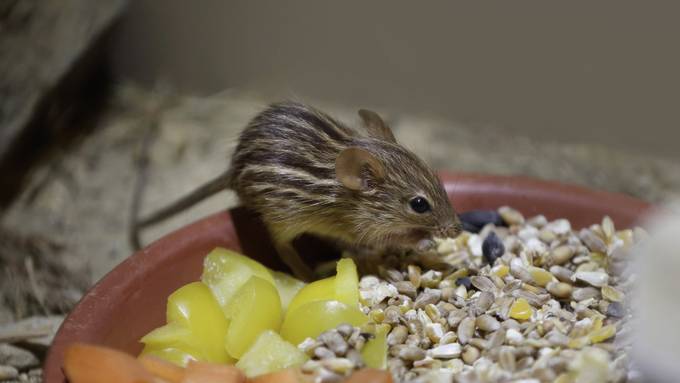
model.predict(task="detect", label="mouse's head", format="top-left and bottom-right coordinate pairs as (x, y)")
top-left (334, 110), bottom-right (461, 251)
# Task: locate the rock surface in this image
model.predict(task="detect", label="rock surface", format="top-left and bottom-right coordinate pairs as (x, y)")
top-left (0, 0), bottom-right (125, 155)
top-left (0, 316), bottom-right (63, 348)
top-left (0, 344), bottom-right (39, 370)
top-left (0, 0), bottom-right (126, 207)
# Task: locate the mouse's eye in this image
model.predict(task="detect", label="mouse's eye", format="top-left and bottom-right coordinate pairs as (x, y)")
top-left (409, 196), bottom-right (431, 214)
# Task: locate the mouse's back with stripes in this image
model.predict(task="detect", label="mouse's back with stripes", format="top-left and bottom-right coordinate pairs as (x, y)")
top-left (227, 102), bottom-right (359, 214)
top-left (226, 101), bottom-right (460, 249)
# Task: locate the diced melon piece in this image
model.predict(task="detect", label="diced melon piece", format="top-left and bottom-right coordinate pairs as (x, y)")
top-left (236, 330), bottom-right (308, 377)
top-left (225, 276), bottom-right (283, 358)
top-left (271, 270), bottom-right (306, 312)
top-left (284, 258), bottom-right (360, 318)
top-left (139, 322), bottom-right (205, 366)
top-left (165, 282), bottom-right (232, 363)
top-left (335, 258), bottom-right (359, 307)
top-left (280, 300), bottom-right (368, 346)
top-left (201, 248), bottom-right (274, 315)
top-left (140, 322), bottom-right (194, 350)
top-left (361, 324), bottom-right (388, 369)
top-left (285, 276), bottom-right (336, 316)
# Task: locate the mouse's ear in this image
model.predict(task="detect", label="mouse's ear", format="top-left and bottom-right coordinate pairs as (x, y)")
top-left (358, 109), bottom-right (397, 143)
top-left (335, 147), bottom-right (385, 191)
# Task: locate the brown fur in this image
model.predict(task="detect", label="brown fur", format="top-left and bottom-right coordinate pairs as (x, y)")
top-left (228, 102), bottom-right (461, 278)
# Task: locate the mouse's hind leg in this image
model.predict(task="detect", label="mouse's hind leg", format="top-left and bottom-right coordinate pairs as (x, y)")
top-left (267, 221), bottom-right (316, 281)
top-left (273, 240), bottom-right (315, 282)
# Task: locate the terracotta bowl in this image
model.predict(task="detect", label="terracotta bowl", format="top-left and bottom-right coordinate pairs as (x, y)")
top-left (43, 173), bottom-right (652, 382)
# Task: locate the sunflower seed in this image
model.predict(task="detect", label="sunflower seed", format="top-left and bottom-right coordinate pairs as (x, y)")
top-left (415, 289), bottom-right (442, 309)
top-left (408, 265), bottom-right (422, 288)
top-left (314, 346), bottom-right (337, 360)
top-left (549, 246), bottom-right (575, 265)
top-left (476, 314), bottom-right (501, 332)
top-left (387, 325), bottom-right (409, 346)
top-left (546, 281), bottom-right (573, 299)
top-left (394, 281), bottom-right (417, 299)
top-left (550, 265), bottom-right (574, 283)
top-left (457, 317), bottom-right (476, 345)
top-left (499, 206), bottom-right (525, 225)
top-left (579, 229), bottom-right (608, 253)
top-left (399, 346), bottom-right (426, 361)
top-left (472, 291), bottom-right (495, 316)
top-left (429, 343), bottom-right (462, 359)
top-left (573, 271), bottom-right (609, 287)
top-left (470, 275), bottom-right (497, 292)
top-left (499, 347), bottom-right (517, 372)
top-left (506, 328), bottom-right (525, 345)
top-left (461, 346), bottom-right (480, 365)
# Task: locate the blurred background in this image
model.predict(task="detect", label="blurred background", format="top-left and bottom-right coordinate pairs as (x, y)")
top-left (0, 0), bottom-right (678, 380)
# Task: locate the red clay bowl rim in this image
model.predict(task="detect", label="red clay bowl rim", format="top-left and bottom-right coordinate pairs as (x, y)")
top-left (43, 172), bottom-right (654, 381)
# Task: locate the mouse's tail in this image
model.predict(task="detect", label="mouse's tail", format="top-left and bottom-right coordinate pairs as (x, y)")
top-left (130, 169), bottom-right (233, 250)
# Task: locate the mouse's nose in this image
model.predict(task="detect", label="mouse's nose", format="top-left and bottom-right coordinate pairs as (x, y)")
top-left (439, 221), bottom-right (462, 238)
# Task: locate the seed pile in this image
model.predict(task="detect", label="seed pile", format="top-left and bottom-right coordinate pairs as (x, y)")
top-left (299, 324), bottom-right (372, 382)
top-left (306, 207), bottom-right (644, 382)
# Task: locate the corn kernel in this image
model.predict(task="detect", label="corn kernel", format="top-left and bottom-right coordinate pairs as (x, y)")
top-left (509, 298), bottom-right (533, 321)
top-left (589, 325), bottom-right (616, 343)
top-left (492, 265), bottom-right (509, 278)
top-left (528, 267), bottom-right (554, 287)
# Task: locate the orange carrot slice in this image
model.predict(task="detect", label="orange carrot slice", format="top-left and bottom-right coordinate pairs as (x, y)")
top-left (345, 368), bottom-right (393, 383)
top-left (139, 355), bottom-right (185, 383)
top-left (247, 368), bottom-right (307, 383)
top-left (64, 343), bottom-right (154, 383)
top-left (182, 360), bottom-right (246, 383)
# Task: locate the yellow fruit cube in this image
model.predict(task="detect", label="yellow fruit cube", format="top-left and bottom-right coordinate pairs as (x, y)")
top-left (335, 258), bottom-right (360, 307)
top-left (271, 270), bottom-right (306, 312)
top-left (225, 276), bottom-right (283, 358)
top-left (361, 324), bottom-right (388, 369)
top-left (285, 276), bottom-right (336, 316)
top-left (236, 330), bottom-right (308, 377)
top-left (140, 282), bottom-right (233, 364)
top-left (201, 248), bottom-right (275, 316)
top-left (280, 300), bottom-right (368, 346)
